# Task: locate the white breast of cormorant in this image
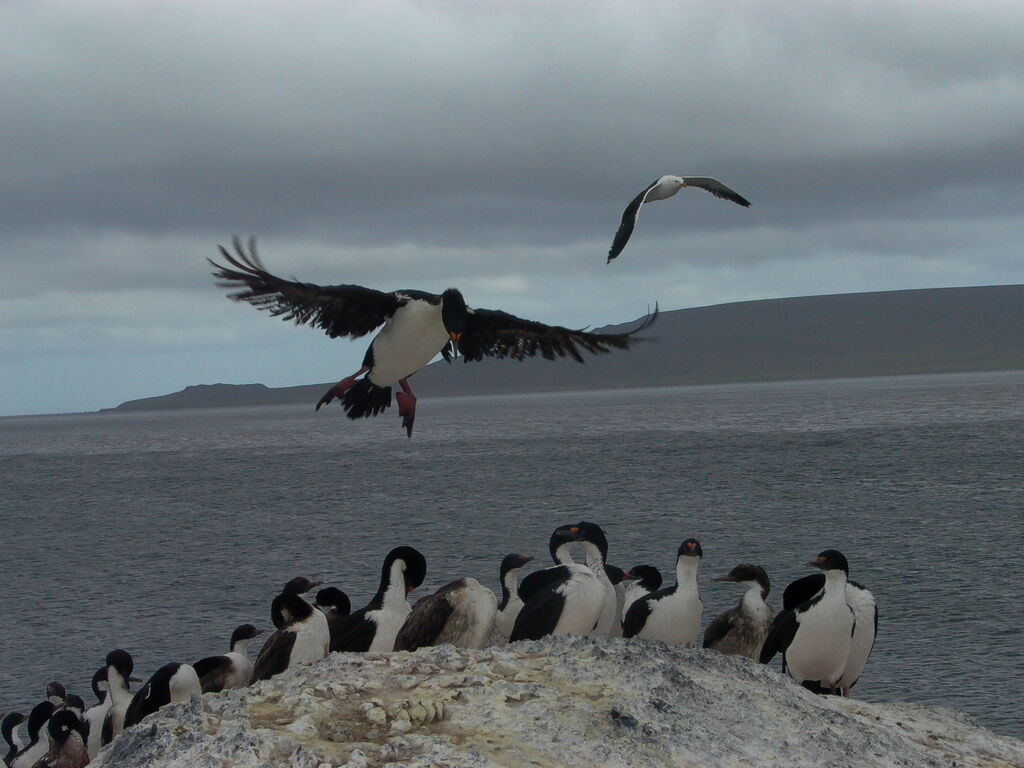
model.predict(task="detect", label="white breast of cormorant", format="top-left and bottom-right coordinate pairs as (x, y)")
top-left (786, 576), bottom-right (854, 686)
top-left (551, 565), bottom-right (605, 636)
top-left (368, 298), bottom-right (448, 386)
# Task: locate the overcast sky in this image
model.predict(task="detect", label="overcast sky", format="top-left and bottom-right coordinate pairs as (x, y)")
top-left (2, 1), bottom-right (1022, 416)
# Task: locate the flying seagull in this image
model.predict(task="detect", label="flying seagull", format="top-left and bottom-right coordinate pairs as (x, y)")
top-left (608, 175), bottom-right (751, 263)
top-left (210, 237), bottom-right (657, 436)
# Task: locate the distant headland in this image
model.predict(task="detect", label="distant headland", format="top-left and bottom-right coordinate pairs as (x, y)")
top-left (104, 284), bottom-right (1024, 412)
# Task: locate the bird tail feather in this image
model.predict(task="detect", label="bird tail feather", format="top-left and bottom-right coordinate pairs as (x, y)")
top-left (341, 379), bottom-right (392, 419)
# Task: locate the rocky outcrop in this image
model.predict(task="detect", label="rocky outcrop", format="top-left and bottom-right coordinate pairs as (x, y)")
top-left (93, 636), bottom-right (1024, 768)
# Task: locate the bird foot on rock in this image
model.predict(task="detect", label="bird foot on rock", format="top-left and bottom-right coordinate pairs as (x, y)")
top-left (316, 377), bottom-right (359, 411)
top-left (396, 392), bottom-right (416, 438)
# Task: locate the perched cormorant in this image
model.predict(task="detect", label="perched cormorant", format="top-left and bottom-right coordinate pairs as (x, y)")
top-left (703, 564), bottom-right (773, 660)
top-left (123, 663), bottom-right (202, 729)
top-left (759, 550), bottom-right (856, 693)
top-left (621, 564), bottom-right (662, 619)
top-left (779, 568), bottom-right (877, 695)
top-left (252, 592), bottom-right (331, 682)
top-left (333, 547), bottom-right (428, 652)
top-left (314, 587), bottom-right (355, 653)
top-left (81, 667), bottom-right (109, 759)
top-left (2, 712), bottom-right (25, 767)
top-left (488, 554), bottom-right (534, 646)
top-left (31, 710), bottom-right (88, 768)
top-left (100, 649), bottom-right (139, 747)
top-left (271, 577), bottom-right (323, 629)
top-left (394, 578), bottom-right (498, 651)
top-left (193, 624), bottom-right (267, 693)
top-left (9, 701), bottom-right (55, 768)
top-left (510, 524), bottom-right (608, 641)
top-left (623, 539), bottom-right (704, 646)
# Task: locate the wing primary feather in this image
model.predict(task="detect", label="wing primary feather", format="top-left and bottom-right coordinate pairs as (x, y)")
top-left (458, 304), bottom-right (657, 363)
top-left (208, 236), bottom-right (402, 339)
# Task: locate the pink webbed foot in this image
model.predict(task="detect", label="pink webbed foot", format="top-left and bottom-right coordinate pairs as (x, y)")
top-left (396, 391), bottom-right (417, 438)
top-left (315, 367), bottom-right (368, 411)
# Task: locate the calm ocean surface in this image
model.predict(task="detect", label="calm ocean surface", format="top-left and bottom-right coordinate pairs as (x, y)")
top-left (1, 371), bottom-right (1022, 739)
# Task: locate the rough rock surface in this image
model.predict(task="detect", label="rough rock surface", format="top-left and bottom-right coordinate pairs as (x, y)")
top-left (92, 636), bottom-right (1024, 768)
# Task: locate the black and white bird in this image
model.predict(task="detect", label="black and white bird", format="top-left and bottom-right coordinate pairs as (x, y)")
top-left (82, 667), bottom-right (109, 759)
top-left (9, 701), bottom-right (54, 768)
top-left (193, 624), bottom-right (268, 693)
top-left (122, 663), bottom-right (202, 730)
top-left (62, 696), bottom-right (85, 718)
top-left (333, 547), bottom-right (428, 652)
top-left (605, 564), bottom-right (630, 638)
top-left (779, 569), bottom-right (877, 696)
top-left (703, 564), bottom-right (774, 660)
top-left (623, 539), bottom-right (704, 646)
top-left (45, 682), bottom-right (66, 708)
top-left (31, 710), bottom-right (89, 768)
top-left (488, 554), bottom-right (534, 646)
top-left (211, 238), bottom-right (657, 436)
top-left (313, 587), bottom-right (355, 653)
top-left (394, 577), bottom-right (498, 651)
top-left (510, 524), bottom-right (609, 641)
top-left (271, 577), bottom-right (324, 629)
top-left (2, 712), bottom-right (25, 767)
top-left (607, 175), bottom-right (751, 263)
top-left (759, 550), bottom-right (856, 693)
top-left (100, 649), bottom-right (138, 747)
top-left (621, 564), bottom-right (662, 619)
top-left (252, 590), bottom-right (331, 682)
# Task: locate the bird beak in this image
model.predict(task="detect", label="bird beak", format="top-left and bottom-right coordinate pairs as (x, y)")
top-left (710, 576), bottom-right (736, 583)
top-left (129, 676), bottom-right (142, 683)
top-left (806, 560), bottom-right (825, 570)
top-left (406, 584), bottom-right (416, 595)
top-left (255, 628), bottom-right (268, 635)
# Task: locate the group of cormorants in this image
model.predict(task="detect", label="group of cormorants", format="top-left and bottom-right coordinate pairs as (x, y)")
top-left (2, 520), bottom-right (876, 768)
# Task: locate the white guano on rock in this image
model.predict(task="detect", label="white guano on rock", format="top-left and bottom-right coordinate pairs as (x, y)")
top-left (91, 635), bottom-right (1024, 768)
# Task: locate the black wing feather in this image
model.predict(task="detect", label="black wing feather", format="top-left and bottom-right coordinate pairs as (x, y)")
top-left (251, 630), bottom-right (297, 682)
top-left (622, 594), bottom-right (655, 638)
top-left (702, 608), bottom-right (736, 649)
top-left (759, 609), bottom-right (798, 664)
top-left (209, 237), bottom-right (402, 339)
top-left (458, 306), bottom-right (657, 363)
top-left (332, 610), bottom-right (379, 653)
top-left (510, 586), bottom-right (567, 642)
top-left (681, 177), bottom-right (752, 207)
top-left (782, 574), bottom-right (825, 611)
top-left (192, 655), bottom-right (233, 694)
top-left (608, 180), bottom-right (658, 263)
top-left (394, 593), bottom-right (455, 652)
top-left (326, 613), bottom-right (358, 653)
top-left (517, 566), bottom-right (573, 604)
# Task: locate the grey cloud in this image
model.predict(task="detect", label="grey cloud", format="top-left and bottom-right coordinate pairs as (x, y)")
top-left (1, 1), bottom-right (1023, 415)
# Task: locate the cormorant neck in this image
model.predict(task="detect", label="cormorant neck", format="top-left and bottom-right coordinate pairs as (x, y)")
top-left (580, 542), bottom-right (606, 571)
top-left (553, 543), bottom-right (575, 565)
top-left (675, 556), bottom-right (700, 586)
top-left (107, 671), bottom-right (132, 703)
top-left (741, 583), bottom-right (768, 610)
top-left (500, 569), bottom-right (520, 610)
top-left (375, 559), bottom-right (408, 609)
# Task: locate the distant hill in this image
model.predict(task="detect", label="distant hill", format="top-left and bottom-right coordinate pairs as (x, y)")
top-left (105, 284), bottom-right (1024, 412)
